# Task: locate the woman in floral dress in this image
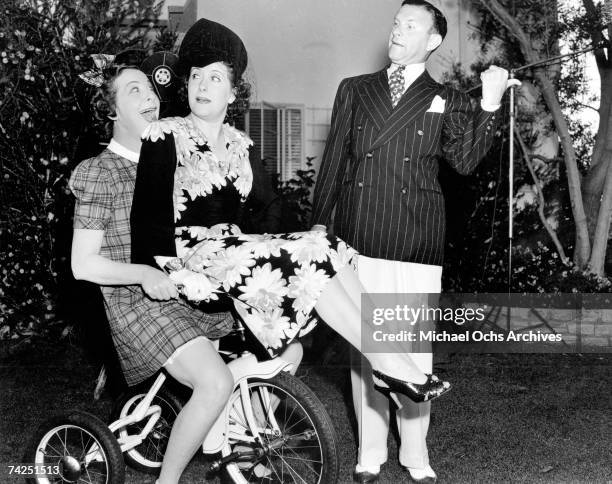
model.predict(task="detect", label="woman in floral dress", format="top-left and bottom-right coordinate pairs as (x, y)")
top-left (131, 19), bottom-right (451, 415)
top-left (70, 59), bottom-right (240, 484)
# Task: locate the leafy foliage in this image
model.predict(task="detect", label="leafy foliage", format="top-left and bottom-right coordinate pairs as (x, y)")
top-left (442, 0), bottom-right (608, 292)
top-left (274, 158), bottom-right (317, 232)
top-left (0, 0), bottom-right (163, 339)
top-left (0, 0), bottom-right (319, 341)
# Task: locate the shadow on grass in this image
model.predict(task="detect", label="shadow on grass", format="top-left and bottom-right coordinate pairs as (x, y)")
top-left (1, 338), bottom-right (610, 483)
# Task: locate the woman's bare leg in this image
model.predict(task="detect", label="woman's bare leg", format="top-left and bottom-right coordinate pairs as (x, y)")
top-left (315, 267), bottom-right (426, 384)
top-left (157, 338), bottom-right (234, 484)
top-left (279, 341), bottom-right (303, 376)
top-left (333, 266), bottom-right (428, 382)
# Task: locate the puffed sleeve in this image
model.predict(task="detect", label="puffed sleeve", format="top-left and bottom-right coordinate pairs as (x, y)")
top-left (130, 132), bottom-right (177, 268)
top-left (69, 158), bottom-right (114, 230)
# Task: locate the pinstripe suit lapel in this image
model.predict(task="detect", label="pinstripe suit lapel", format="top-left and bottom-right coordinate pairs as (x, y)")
top-left (369, 71), bottom-right (441, 151)
top-left (356, 69), bottom-right (392, 133)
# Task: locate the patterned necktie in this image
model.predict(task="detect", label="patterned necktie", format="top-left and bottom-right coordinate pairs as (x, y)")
top-left (389, 64), bottom-right (406, 107)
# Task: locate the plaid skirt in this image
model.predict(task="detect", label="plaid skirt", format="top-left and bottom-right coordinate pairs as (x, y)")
top-left (103, 285), bottom-right (232, 386)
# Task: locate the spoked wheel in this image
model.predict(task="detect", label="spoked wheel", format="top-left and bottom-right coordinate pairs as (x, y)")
top-left (222, 371), bottom-right (339, 484)
top-left (110, 386), bottom-right (183, 474)
top-left (24, 410), bottom-right (125, 483)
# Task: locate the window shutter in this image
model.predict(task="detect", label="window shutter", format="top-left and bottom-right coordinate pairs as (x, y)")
top-left (245, 103), bottom-right (304, 181)
top-left (281, 107), bottom-right (304, 181)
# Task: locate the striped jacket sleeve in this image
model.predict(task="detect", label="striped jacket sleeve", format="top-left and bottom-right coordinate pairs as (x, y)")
top-left (441, 88), bottom-right (499, 175)
top-left (311, 78), bottom-right (354, 226)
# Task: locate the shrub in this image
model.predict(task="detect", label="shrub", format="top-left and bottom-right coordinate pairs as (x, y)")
top-left (274, 157), bottom-right (316, 232)
top-left (0, 0), bottom-right (163, 340)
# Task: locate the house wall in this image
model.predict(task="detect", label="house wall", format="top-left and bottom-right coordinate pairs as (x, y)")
top-left (169, 0), bottom-right (483, 164)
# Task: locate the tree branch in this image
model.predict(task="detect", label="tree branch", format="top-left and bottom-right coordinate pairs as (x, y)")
top-left (573, 100), bottom-right (601, 114)
top-left (530, 154), bottom-right (563, 164)
top-left (477, 0), bottom-right (540, 64)
top-left (515, 127), bottom-right (569, 264)
top-left (583, 0), bottom-right (611, 69)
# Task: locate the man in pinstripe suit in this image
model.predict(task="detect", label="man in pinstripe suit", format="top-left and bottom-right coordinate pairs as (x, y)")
top-left (311, 1), bottom-right (508, 482)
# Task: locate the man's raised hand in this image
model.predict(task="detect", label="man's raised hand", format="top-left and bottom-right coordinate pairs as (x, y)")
top-left (481, 65), bottom-right (510, 107)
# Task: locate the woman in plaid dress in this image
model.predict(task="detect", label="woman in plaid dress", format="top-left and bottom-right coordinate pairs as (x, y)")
top-left (131, 18), bottom-right (452, 425)
top-left (70, 60), bottom-right (304, 484)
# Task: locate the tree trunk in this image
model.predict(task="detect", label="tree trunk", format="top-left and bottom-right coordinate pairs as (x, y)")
top-left (479, 0), bottom-right (591, 267)
top-left (516, 127), bottom-right (569, 263)
top-left (586, 70), bottom-right (612, 274)
top-left (589, 157), bottom-right (612, 274)
top-left (534, 70), bottom-right (591, 266)
top-left (582, 67), bottom-right (612, 241)
top-left (582, 0), bottom-right (612, 250)
top-left (581, 0), bottom-right (612, 273)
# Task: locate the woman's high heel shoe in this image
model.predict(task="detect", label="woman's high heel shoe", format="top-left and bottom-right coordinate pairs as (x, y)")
top-left (372, 371), bottom-right (451, 403)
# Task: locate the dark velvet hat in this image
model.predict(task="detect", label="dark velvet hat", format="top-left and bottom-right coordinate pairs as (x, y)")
top-left (178, 18), bottom-right (248, 78)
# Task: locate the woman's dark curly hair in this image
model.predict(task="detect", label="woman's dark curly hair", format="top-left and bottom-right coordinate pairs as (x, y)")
top-left (226, 69), bottom-right (251, 124)
top-left (89, 65), bottom-right (140, 138)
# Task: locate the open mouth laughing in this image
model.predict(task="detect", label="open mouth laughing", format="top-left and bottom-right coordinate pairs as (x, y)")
top-left (140, 107), bottom-right (158, 122)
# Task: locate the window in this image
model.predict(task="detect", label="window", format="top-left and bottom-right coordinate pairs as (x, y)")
top-left (244, 103), bottom-right (305, 181)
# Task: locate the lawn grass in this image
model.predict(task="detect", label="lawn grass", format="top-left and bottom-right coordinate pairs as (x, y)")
top-left (0, 338), bottom-right (610, 483)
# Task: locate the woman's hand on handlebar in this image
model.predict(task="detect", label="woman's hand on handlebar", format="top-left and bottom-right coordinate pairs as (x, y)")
top-left (140, 266), bottom-right (179, 300)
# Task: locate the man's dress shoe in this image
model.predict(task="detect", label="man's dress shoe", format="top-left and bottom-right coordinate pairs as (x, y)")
top-left (402, 465), bottom-right (437, 483)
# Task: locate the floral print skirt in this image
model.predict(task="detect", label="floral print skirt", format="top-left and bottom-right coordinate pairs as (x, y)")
top-left (170, 223), bottom-right (358, 357)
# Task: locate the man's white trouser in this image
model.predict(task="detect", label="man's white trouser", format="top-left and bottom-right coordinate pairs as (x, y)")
top-left (352, 255), bottom-right (442, 469)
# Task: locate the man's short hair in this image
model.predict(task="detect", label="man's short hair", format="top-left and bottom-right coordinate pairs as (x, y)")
top-left (401, 0), bottom-right (448, 40)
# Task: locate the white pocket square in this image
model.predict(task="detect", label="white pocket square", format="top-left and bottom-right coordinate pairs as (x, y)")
top-left (427, 95), bottom-right (446, 113)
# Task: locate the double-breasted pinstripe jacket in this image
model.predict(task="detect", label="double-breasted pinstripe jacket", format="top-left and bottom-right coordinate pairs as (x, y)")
top-left (311, 68), bottom-right (499, 266)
